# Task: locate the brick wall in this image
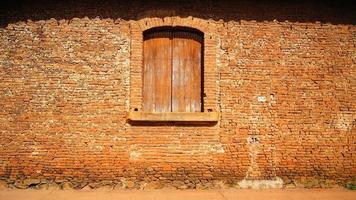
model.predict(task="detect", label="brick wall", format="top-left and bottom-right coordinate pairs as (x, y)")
top-left (0, 0), bottom-right (355, 189)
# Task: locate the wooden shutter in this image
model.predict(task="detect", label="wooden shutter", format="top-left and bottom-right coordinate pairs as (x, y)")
top-left (172, 31), bottom-right (202, 112)
top-left (143, 29), bottom-right (202, 112)
top-left (143, 31), bottom-right (172, 112)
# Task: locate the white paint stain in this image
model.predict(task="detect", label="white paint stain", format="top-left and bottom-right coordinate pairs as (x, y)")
top-left (257, 96), bottom-right (266, 102)
top-left (237, 177), bottom-right (283, 189)
top-left (129, 145), bottom-right (142, 160)
top-left (129, 151), bottom-right (142, 160)
top-left (336, 113), bottom-right (354, 131)
top-left (245, 135), bottom-right (261, 179)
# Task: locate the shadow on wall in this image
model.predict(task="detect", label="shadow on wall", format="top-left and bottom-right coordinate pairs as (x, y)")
top-left (127, 120), bottom-right (218, 127)
top-left (0, 0), bottom-right (355, 27)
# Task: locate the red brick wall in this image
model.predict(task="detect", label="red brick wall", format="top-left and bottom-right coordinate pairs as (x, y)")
top-left (0, 1), bottom-right (354, 189)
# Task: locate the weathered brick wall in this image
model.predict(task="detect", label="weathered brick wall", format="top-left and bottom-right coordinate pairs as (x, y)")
top-left (0, 1), bottom-right (355, 189)
top-left (219, 20), bottom-right (355, 185)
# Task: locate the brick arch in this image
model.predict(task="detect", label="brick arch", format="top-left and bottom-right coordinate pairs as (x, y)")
top-left (143, 26), bottom-right (204, 39)
top-left (136, 16), bottom-right (210, 33)
top-left (129, 17), bottom-right (218, 113)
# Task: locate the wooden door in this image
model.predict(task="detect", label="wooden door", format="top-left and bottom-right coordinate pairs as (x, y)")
top-left (172, 31), bottom-right (202, 112)
top-left (143, 31), bottom-right (172, 112)
top-left (143, 29), bottom-right (202, 112)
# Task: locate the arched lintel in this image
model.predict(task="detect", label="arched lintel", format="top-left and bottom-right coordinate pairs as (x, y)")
top-left (143, 26), bottom-right (204, 43)
top-left (132, 16), bottom-right (211, 34)
top-left (143, 26), bottom-right (204, 36)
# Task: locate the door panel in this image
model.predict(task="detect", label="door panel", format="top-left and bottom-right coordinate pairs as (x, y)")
top-left (143, 30), bottom-right (202, 112)
top-left (143, 31), bottom-right (172, 112)
top-left (172, 31), bottom-right (202, 112)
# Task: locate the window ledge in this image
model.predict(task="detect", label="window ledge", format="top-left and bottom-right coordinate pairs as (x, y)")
top-left (128, 112), bottom-right (219, 122)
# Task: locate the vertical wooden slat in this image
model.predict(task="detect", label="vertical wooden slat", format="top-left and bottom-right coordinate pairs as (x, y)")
top-left (172, 31), bottom-right (202, 112)
top-left (143, 31), bottom-right (172, 112)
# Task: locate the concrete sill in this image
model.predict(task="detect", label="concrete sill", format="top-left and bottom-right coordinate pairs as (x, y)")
top-left (127, 112), bottom-right (219, 122)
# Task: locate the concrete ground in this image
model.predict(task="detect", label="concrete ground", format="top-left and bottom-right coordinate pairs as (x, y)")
top-left (0, 188), bottom-right (355, 200)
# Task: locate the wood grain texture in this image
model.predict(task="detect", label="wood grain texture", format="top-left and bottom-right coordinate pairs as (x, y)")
top-left (143, 29), bottom-right (203, 112)
top-left (143, 31), bottom-right (172, 112)
top-left (172, 31), bottom-right (202, 112)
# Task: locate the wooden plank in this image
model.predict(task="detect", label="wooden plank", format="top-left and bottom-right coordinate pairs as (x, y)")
top-left (172, 31), bottom-right (202, 112)
top-left (128, 112), bottom-right (219, 122)
top-left (143, 31), bottom-right (172, 112)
